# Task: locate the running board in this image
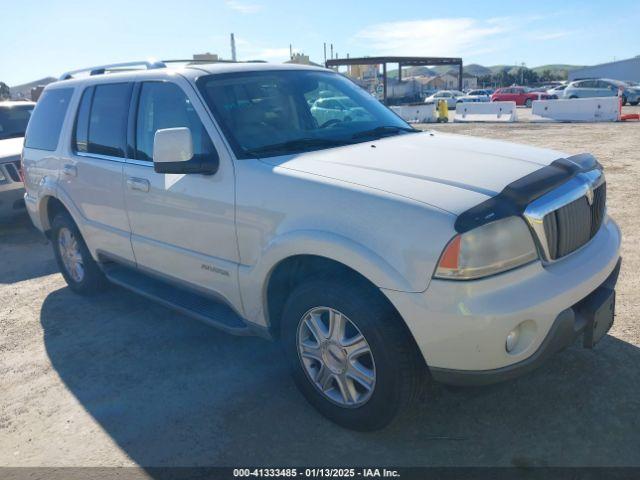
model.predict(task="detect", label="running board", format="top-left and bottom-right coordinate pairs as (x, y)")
top-left (103, 264), bottom-right (252, 336)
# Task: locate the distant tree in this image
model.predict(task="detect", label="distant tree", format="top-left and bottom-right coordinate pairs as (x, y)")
top-left (478, 74), bottom-right (494, 88)
top-left (0, 82), bottom-right (10, 100)
top-left (540, 69), bottom-right (554, 82)
top-left (494, 69), bottom-right (516, 87)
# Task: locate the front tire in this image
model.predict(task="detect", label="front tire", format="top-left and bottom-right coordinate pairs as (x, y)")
top-left (281, 275), bottom-right (426, 431)
top-left (51, 211), bottom-right (107, 295)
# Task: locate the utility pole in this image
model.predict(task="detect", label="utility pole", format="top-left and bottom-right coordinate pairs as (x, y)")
top-left (330, 43), bottom-right (333, 60)
top-left (230, 33), bottom-right (237, 62)
top-left (323, 42), bottom-right (327, 64)
top-left (289, 44), bottom-right (293, 60)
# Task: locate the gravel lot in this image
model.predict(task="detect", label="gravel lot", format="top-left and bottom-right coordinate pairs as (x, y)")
top-left (1, 110), bottom-right (639, 469)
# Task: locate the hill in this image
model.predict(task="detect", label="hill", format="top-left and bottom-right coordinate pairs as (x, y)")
top-left (357, 62), bottom-right (586, 81)
top-left (9, 77), bottom-right (57, 100)
top-left (531, 64), bottom-right (585, 76)
top-left (464, 64), bottom-right (493, 76)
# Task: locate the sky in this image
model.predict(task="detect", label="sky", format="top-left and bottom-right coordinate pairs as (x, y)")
top-left (2, 0), bottom-right (640, 86)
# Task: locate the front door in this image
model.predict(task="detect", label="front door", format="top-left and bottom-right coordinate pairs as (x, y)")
top-left (123, 79), bottom-right (241, 309)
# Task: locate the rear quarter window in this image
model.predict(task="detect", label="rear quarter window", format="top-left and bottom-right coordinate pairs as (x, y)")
top-left (24, 88), bottom-right (73, 151)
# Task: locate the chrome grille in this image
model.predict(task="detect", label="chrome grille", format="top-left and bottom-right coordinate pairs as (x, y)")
top-left (542, 183), bottom-right (606, 259)
top-left (5, 161), bottom-right (21, 182)
top-left (524, 169), bottom-right (606, 262)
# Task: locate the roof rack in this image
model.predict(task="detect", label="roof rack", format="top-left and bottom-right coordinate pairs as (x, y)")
top-left (59, 58), bottom-right (267, 80)
top-left (59, 60), bottom-right (168, 80)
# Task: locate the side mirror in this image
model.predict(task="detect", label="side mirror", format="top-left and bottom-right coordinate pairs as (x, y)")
top-left (153, 127), bottom-right (219, 175)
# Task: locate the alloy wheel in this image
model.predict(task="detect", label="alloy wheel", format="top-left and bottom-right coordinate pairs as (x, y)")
top-left (58, 227), bottom-right (85, 283)
top-left (297, 306), bottom-right (376, 408)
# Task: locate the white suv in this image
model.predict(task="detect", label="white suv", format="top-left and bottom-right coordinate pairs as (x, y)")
top-left (22, 61), bottom-right (621, 430)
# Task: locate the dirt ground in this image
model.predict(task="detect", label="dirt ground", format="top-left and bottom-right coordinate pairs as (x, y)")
top-left (1, 110), bottom-right (639, 469)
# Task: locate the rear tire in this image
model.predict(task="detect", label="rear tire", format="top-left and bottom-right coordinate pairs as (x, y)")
top-left (51, 211), bottom-right (107, 295)
top-left (280, 275), bottom-right (426, 431)
top-left (525, 98), bottom-right (533, 108)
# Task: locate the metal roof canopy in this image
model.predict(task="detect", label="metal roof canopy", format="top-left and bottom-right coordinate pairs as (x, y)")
top-left (326, 56), bottom-right (463, 104)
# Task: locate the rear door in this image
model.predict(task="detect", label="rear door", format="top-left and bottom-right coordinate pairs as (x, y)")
top-left (122, 77), bottom-right (241, 307)
top-left (513, 88), bottom-right (526, 105)
top-left (57, 82), bottom-right (135, 263)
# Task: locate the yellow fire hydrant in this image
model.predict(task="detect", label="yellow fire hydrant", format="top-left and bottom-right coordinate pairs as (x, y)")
top-left (437, 99), bottom-right (449, 123)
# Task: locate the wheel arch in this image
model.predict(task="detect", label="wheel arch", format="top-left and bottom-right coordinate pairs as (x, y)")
top-left (262, 252), bottom-right (417, 345)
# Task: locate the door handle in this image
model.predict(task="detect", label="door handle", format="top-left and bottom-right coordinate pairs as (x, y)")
top-left (126, 177), bottom-right (150, 192)
top-left (62, 164), bottom-right (77, 177)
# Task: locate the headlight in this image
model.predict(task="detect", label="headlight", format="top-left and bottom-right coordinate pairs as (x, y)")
top-left (434, 216), bottom-right (538, 280)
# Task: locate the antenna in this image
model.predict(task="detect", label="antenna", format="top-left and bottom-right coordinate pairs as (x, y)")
top-left (230, 33), bottom-right (237, 62)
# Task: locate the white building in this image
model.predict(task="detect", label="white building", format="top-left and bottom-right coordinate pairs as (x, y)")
top-left (569, 56), bottom-right (640, 83)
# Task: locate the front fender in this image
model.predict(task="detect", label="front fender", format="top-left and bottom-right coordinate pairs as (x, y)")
top-left (238, 229), bottom-right (415, 328)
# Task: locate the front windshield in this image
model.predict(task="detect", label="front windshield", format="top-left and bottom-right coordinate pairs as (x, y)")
top-left (196, 70), bottom-right (415, 159)
top-left (0, 105), bottom-right (34, 140)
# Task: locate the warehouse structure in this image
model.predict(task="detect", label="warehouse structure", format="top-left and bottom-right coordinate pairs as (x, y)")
top-left (569, 56), bottom-right (640, 83)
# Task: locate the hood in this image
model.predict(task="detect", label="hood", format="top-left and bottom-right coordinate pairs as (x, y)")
top-left (261, 131), bottom-right (566, 215)
top-left (0, 137), bottom-right (24, 161)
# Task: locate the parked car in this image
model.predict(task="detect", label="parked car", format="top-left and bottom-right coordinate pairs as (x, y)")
top-left (23, 61), bottom-right (621, 431)
top-left (0, 101), bottom-right (35, 219)
top-left (491, 86), bottom-right (556, 107)
top-left (424, 90), bottom-right (459, 109)
top-left (547, 84), bottom-right (567, 96)
top-left (456, 89), bottom-right (491, 103)
top-left (310, 96), bottom-right (372, 126)
top-left (562, 78), bottom-right (639, 106)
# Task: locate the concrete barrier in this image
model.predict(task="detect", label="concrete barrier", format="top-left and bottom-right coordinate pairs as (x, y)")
top-left (532, 97), bottom-right (619, 122)
top-left (390, 104), bottom-right (437, 123)
top-left (454, 101), bottom-right (517, 122)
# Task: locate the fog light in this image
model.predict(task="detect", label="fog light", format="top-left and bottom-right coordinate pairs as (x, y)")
top-left (506, 328), bottom-right (520, 353)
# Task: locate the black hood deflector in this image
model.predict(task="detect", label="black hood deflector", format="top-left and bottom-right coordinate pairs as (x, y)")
top-left (455, 153), bottom-right (601, 233)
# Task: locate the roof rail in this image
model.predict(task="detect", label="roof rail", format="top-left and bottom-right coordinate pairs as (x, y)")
top-left (59, 60), bottom-right (167, 80)
top-left (59, 58), bottom-right (271, 81)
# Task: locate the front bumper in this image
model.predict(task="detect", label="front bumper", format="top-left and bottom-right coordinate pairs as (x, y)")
top-left (429, 258), bottom-right (620, 386)
top-left (383, 216), bottom-right (622, 383)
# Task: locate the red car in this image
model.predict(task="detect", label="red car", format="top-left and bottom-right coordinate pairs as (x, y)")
top-left (490, 87), bottom-right (556, 107)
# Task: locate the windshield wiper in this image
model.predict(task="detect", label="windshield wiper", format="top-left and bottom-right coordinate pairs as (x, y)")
top-left (245, 137), bottom-right (351, 157)
top-left (351, 125), bottom-right (418, 140)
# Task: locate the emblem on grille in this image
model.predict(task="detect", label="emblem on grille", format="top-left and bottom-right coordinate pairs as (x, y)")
top-left (585, 186), bottom-right (594, 205)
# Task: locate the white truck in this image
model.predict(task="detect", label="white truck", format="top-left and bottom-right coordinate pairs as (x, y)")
top-left (22, 61), bottom-right (621, 430)
top-left (0, 101), bottom-right (35, 218)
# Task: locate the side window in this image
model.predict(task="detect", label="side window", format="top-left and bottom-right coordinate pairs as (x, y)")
top-left (73, 86), bottom-right (93, 153)
top-left (135, 82), bottom-right (215, 162)
top-left (87, 83), bottom-right (132, 158)
top-left (24, 88), bottom-right (73, 151)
